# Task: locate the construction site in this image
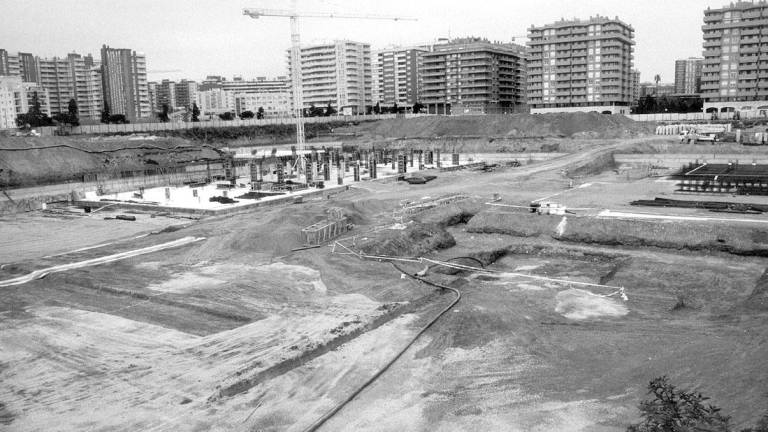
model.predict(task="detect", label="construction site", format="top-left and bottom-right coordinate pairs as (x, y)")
top-left (1, 112), bottom-right (768, 431)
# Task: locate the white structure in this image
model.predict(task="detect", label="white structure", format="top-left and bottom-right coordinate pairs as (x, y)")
top-left (373, 46), bottom-right (429, 106)
top-left (0, 76), bottom-right (24, 129)
top-left (290, 40), bottom-right (372, 114)
top-left (234, 91), bottom-right (291, 117)
top-left (195, 88), bottom-right (235, 117)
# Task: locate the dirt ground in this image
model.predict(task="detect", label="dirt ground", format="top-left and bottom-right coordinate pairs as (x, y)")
top-left (1, 133), bottom-right (768, 431)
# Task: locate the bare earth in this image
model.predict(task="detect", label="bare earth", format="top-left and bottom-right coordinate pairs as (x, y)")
top-left (1, 135), bottom-right (767, 431)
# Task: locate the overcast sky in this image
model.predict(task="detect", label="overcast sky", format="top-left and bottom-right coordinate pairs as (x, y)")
top-left (0, 0), bottom-right (732, 83)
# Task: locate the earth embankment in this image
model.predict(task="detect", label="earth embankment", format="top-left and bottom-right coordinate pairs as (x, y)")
top-left (340, 113), bottom-right (653, 139)
top-left (466, 211), bottom-right (768, 256)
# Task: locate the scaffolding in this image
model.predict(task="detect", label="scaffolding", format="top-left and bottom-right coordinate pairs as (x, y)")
top-left (300, 207), bottom-right (349, 246)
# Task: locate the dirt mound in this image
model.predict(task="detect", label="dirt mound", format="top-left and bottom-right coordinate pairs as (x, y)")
top-left (466, 211), bottom-right (768, 256)
top-left (0, 136), bottom-right (220, 188)
top-left (564, 152), bottom-right (617, 178)
top-left (341, 113), bottom-right (651, 140)
top-left (357, 222), bottom-right (455, 257)
top-left (744, 269), bottom-right (768, 311)
top-left (414, 201), bottom-right (483, 227)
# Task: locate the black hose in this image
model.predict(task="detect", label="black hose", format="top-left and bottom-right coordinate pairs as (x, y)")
top-left (298, 262), bottom-right (461, 432)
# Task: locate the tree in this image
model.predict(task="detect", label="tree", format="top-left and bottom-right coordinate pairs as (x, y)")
top-left (16, 92), bottom-right (53, 128)
top-left (67, 98), bottom-right (79, 126)
top-left (219, 112), bottom-right (235, 121)
top-left (654, 74), bottom-right (661, 96)
top-left (413, 102), bottom-right (424, 114)
top-left (159, 104), bottom-right (170, 122)
top-left (373, 102), bottom-right (381, 114)
top-left (191, 103), bottom-right (200, 122)
top-left (257, 107), bottom-right (265, 119)
top-left (627, 376), bottom-right (730, 432)
top-left (325, 102), bottom-right (337, 116)
top-left (307, 103), bottom-right (324, 117)
top-left (101, 101), bottom-right (111, 124)
top-left (240, 110), bottom-right (255, 119)
top-left (392, 103), bottom-right (399, 114)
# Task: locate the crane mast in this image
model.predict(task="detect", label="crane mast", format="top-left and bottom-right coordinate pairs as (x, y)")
top-left (243, 2), bottom-right (415, 183)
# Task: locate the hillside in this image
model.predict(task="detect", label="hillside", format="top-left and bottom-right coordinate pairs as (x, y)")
top-left (340, 113), bottom-right (653, 139)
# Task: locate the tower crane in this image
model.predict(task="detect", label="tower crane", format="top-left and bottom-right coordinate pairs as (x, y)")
top-left (243, 1), bottom-right (415, 182)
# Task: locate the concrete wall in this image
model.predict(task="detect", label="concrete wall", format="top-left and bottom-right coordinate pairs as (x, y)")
top-left (614, 153), bottom-right (768, 167)
top-left (531, 105), bottom-right (630, 115)
top-left (0, 170), bottom-right (214, 215)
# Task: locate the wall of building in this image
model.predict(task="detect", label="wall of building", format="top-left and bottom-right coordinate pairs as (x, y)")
top-left (421, 38), bottom-right (527, 114)
top-left (527, 16), bottom-right (635, 111)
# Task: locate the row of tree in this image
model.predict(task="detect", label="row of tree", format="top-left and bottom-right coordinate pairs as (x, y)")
top-left (14, 97), bottom-right (426, 129)
top-left (632, 95), bottom-right (704, 114)
top-left (15, 93), bottom-right (80, 128)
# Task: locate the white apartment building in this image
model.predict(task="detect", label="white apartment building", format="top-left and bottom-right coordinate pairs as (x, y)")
top-left (195, 88), bottom-right (235, 116)
top-left (373, 46), bottom-right (429, 106)
top-left (234, 91), bottom-right (292, 117)
top-left (289, 40), bottom-right (372, 114)
top-left (0, 76), bottom-right (24, 129)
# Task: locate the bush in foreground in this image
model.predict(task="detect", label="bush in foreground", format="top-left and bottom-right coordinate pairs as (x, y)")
top-left (628, 376), bottom-right (768, 432)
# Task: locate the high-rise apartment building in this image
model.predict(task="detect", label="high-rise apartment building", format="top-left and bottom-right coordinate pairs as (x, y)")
top-left (0, 50), bottom-right (103, 119)
top-left (701, 1), bottom-right (768, 113)
top-left (290, 40), bottom-right (372, 114)
top-left (674, 57), bottom-right (703, 94)
top-left (0, 49), bottom-right (9, 76)
top-left (0, 76), bottom-right (25, 129)
top-left (421, 37), bottom-right (526, 115)
top-left (156, 79), bottom-right (177, 110)
top-left (373, 46), bottom-right (429, 107)
top-left (174, 79), bottom-right (198, 109)
top-left (527, 16), bottom-right (635, 114)
top-left (100, 45), bottom-right (150, 121)
top-left (17, 52), bottom-right (39, 83)
top-left (630, 69), bottom-right (641, 106)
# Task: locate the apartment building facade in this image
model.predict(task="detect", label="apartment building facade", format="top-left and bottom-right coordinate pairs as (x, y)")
top-left (675, 57), bottom-right (703, 94)
top-left (234, 91), bottom-right (292, 117)
top-left (155, 79), bottom-right (177, 110)
top-left (701, 1), bottom-right (768, 113)
top-left (290, 40), bottom-right (372, 114)
top-left (0, 76), bottom-right (24, 129)
top-left (527, 16), bottom-right (635, 114)
top-left (100, 45), bottom-right (150, 121)
top-left (420, 37), bottom-right (526, 115)
top-left (0, 50), bottom-right (103, 120)
top-left (195, 88), bottom-right (235, 117)
top-left (175, 79), bottom-right (198, 109)
top-left (373, 46), bottom-right (429, 107)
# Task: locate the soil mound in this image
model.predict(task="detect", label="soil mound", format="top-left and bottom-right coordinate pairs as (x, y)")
top-left (0, 136), bottom-right (220, 188)
top-left (466, 211), bottom-right (768, 256)
top-left (342, 113), bottom-right (651, 139)
top-left (744, 269), bottom-right (768, 311)
top-left (357, 222), bottom-right (455, 257)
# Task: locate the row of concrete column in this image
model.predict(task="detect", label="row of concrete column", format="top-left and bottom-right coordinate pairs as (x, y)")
top-left (247, 148), bottom-right (462, 188)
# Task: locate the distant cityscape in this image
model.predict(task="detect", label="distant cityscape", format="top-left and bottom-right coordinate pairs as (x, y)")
top-left (1, 1), bottom-right (765, 129)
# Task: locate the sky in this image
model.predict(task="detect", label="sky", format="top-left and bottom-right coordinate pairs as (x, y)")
top-left (0, 0), bottom-right (735, 83)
